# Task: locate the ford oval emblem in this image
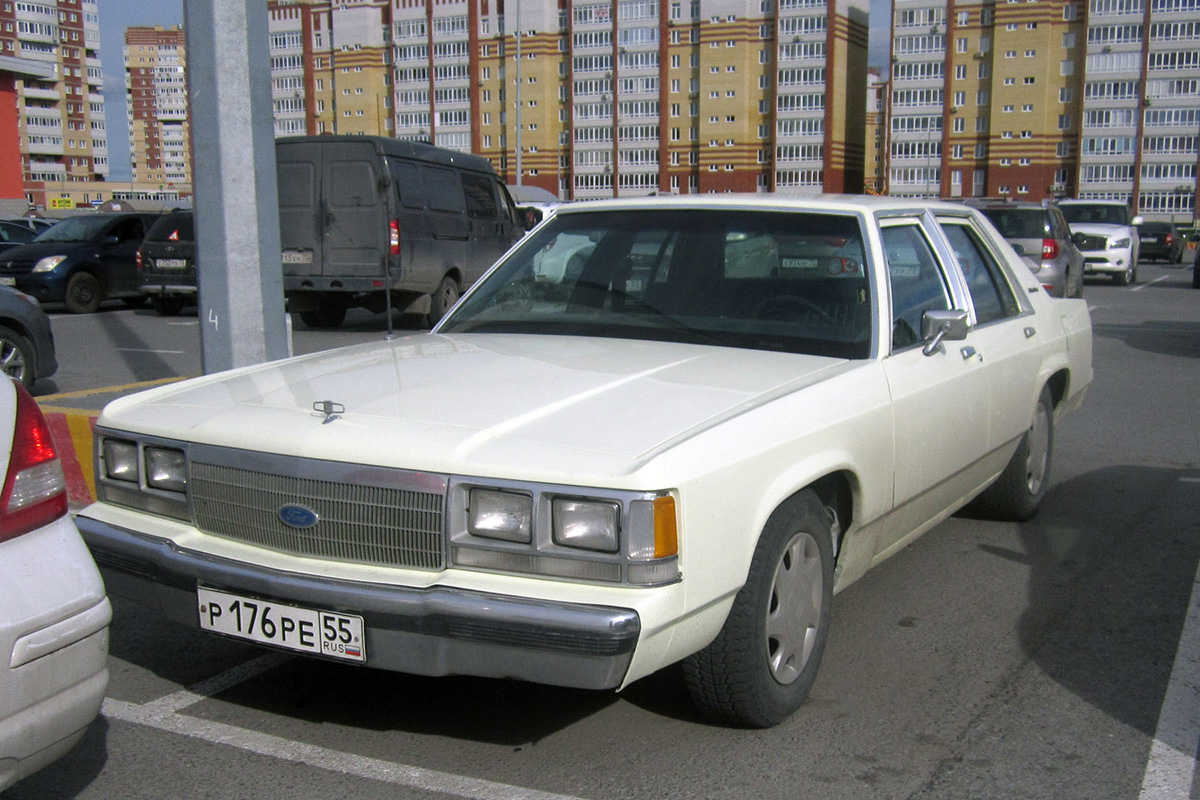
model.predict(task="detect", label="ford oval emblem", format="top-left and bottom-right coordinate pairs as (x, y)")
top-left (279, 504), bottom-right (319, 529)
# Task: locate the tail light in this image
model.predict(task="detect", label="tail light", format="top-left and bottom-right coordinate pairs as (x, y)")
top-left (136, 248), bottom-right (144, 273)
top-left (1042, 238), bottom-right (1059, 260)
top-left (1165, 233), bottom-right (1175, 246)
top-left (0, 380), bottom-right (68, 543)
top-left (389, 219), bottom-right (400, 256)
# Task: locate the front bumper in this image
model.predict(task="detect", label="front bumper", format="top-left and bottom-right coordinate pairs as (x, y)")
top-left (77, 516), bottom-right (641, 691)
top-left (7, 272), bottom-right (67, 305)
top-left (1081, 249), bottom-right (1133, 275)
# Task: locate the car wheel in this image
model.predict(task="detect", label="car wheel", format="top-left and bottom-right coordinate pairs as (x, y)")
top-left (1113, 265), bottom-right (1133, 286)
top-left (0, 325), bottom-right (36, 389)
top-left (428, 275), bottom-right (460, 325)
top-left (971, 385), bottom-right (1054, 522)
top-left (1193, 264), bottom-right (1199, 289)
top-left (299, 298), bottom-right (347, 329)
top-left (64, 272), bottom-right (103, 313)
top-left (682, 489), bottom-right (833, 728)
top-left (150, 295), bottom-right (186, 316)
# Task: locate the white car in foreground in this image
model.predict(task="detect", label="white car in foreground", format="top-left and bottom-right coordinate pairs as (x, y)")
top-left (1, 379), bottom-right (110, 791)
top-left (78, 196), bottom-right (1091, 727)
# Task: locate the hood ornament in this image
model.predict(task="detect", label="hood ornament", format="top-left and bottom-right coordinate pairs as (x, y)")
top-left (313, 400), bottom-right (345, 424)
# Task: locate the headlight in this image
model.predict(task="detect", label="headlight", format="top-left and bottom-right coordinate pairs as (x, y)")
top-left (468, 489), bottom-right (532, 542)
top-left (552, 498), bottom-right (620, 552)
top-left (1112, 237), bottom-right (1131, 249)
top-left (145, 446), bottom-right (187, 493)
top-left (32, 255), bottom-right (67, 273)
top-left (102, 439), bottom-right (139, 483)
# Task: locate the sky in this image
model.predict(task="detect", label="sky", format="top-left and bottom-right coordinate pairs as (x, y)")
top-left (97, 0), bottom-right (890, 182)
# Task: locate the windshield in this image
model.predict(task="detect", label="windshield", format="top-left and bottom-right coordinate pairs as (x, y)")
top-left (439, 208), bottom-right (873, 359)
top-left (33, 215), bottom-right (114, 243)
top-left (979, 208), bottom-right (1048, 239)
top-left (1060, 204), bottom-right (1129, 226)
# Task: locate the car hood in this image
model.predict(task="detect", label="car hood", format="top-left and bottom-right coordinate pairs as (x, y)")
top-left (1066, 222), bottom-right (1131, 238)
top-left (99, 333), bottom-right (853, 482)
top-left (0, 240), bottom-right (92, 267)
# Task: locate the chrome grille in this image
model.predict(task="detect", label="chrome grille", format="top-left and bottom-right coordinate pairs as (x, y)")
top-left (190, 462), bottom-right (445, 570)
top-left (1075, 234), bottom-right (1108, 251)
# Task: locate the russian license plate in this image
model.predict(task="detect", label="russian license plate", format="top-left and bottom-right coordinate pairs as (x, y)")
top-left (281, 250), bottom-right (314, 264)
top-left (157, 258), bottom-right (188, 269)
top-left (781, 257), bottom-right (819, 270)
top-left (0, 278), bottom-right (14, 286)
top-left (197, 587), bottom-right (365, 663)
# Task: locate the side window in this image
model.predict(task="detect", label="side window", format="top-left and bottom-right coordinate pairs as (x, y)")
top-left (110, 218), bottom-right (144, 243)
top-left (391, 162), bottom-right (426, 209)
top-left (461, 173), bottom-right (498, 219)
top-left (939, 221), bottom-right (1020, 324)
top-left (422, 166), bottom-right (465, 213)
top-left (881, 224), bottom-right (951, 351)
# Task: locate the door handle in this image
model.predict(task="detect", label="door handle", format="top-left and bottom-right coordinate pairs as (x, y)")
top-left (1024, 326), bottom-right (1036, 339)
top-left (960, 346), bottom-right (980, 361)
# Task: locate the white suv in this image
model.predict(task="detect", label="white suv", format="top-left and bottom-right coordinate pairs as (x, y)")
top-left (1058, 199), bottom-right (1144, 286)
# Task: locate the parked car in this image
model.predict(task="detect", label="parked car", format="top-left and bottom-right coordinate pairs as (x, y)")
top-left (277, 135), bottom-right (524, 328)
top-left (78, 196), bottom-right (1092, 728)
top-left (0, 287), bottom-right (57, 389)
top-left (1058, 199), bottom-right (1143, 286)
top-left (137, 211), bottom-right (196, 316)
top-left (0, 221), bottom-right (37, 255)
top-left (0, 378), bottom-right (111, 792)
top-left (1138, 221), bottom-right (1185, 264)
top-left (964, 198), bottom-right (1084, 297)
top-left (0, 213), bottom-right (159, 313)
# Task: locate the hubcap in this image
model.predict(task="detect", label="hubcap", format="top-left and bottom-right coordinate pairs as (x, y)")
top-left (1025, 400), bottom-right (1051, 495)
top-left (0, 341), bottom-right (26, 382)
top-left (765, 531), bottom-right (823, 685)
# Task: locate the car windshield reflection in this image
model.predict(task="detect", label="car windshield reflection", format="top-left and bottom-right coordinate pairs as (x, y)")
top-left (439, 209), bottom-right (873, 360)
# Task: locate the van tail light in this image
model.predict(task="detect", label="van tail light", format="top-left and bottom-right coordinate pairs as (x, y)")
top-left (389, 219), bottom-right (400, 256)
top-left (0, 381), bottom-right (68, 543)
top-left (136, 248), bottom-right (144, 273)
top-left (1042, 238), bottom-right (1059, 260)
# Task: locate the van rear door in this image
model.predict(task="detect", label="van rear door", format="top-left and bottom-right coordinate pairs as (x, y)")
top-left (277, 139), bottom-right (387, 279)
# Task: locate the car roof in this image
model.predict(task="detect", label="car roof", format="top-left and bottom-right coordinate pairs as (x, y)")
top-left (549, 193), bottom-right (974, 218)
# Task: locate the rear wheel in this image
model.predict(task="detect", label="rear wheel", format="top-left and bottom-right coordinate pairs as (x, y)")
top-left (428, 275), bottom-right (460, 325)
top-left (682, 490), bottom-right (833, 728)
top-left (971, 385), bottom-right (1054, 522)
top-left (150, 295), bottom-right (186, 316)
top-left (64, 272), bottom-right (102, 314)
top-left (122, 295), bottom-right (147, 309)
top-left (0, 326), bottom-right (36, 388)
top-left (299, 298), bottom-right (347, 329)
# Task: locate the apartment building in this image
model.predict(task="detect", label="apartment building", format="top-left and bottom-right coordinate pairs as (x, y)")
top-left (886, 0), bottom-right (1198, 222)
top-left (0, 0), bottom-right (109, 209)
top-left (125, 26), bottom-right (189, 193)
top-left (266, 0), bottom-right (869, 200)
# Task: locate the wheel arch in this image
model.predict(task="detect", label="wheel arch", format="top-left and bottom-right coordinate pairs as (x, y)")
top-left (1045, 367), bottom-right (1070, 410)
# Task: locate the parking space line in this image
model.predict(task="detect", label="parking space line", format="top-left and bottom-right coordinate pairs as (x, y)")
top-left (103, 653), bottom-right (587, 800)
top-left (1131, 276), bottom-right (1171, 292)
top-left (1138, 485), bottom-right (1200, 800)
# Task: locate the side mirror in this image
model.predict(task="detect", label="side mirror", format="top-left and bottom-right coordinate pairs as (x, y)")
top-left (104, 234), bottom-right (121, 245)
top-left (1131, 215), bottom-right (1144, 226)
top-left (519, 206), bottom-right (543, 231)
top-left (1072, 231), bottom-right (1088, 245)
top-left (921, 309), bottom-right (970, 357)
top-left (1010, 242), bottom-right (1026, 255)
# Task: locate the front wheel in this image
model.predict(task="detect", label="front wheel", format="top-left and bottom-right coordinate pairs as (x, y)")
top-left (682, 490), bottom-right (833, 728)
top-left (971, 385), bottom-right (1054, 522)
top-left (64, 271), bottom-right (103, 313)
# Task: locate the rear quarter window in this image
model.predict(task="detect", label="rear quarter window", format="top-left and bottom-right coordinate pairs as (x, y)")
top-left (422, 166), bottom-right (465, 213)
top-left (391, 162), bottom-right (427, 209)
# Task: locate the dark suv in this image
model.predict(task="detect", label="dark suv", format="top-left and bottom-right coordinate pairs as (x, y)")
top-left (964, 199), bottom-right (1084, 298)
top-left (1138, 221), bottom-right (1184, 264)
top-left (137, 211), bottom-right (196, 316)
top-left (0, 213), bottom-right (158, 313)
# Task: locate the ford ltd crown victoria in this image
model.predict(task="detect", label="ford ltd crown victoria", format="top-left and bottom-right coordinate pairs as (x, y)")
top-left (76, 196), bottom-right (1092, 728)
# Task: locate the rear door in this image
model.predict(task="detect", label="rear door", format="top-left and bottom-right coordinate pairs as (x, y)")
top-left (276, 140), bottom-right (324, 277)
top-left (99, 215), bottom-right (152, 295)
top-left (322, 141), bottom-right (387, 278)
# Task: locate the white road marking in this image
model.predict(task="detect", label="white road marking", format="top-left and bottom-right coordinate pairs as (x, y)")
top-left (1138, 481), bottom-right (1200, 800)
top-left (103, 655), bottom-right (586, 800)
top-left (1131, 275), bottom-right (1171, 292)
top-left (113, 348), bottom-right (185, 354)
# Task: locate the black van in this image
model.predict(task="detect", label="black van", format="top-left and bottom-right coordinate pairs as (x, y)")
top-left (276, 136), bottom-right (524, 328)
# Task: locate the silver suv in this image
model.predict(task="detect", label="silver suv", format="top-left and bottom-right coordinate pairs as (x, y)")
top-left (1058, 199), bottom-right (1143, 286)
top-left (964, 199), bottom-right (1084, 298)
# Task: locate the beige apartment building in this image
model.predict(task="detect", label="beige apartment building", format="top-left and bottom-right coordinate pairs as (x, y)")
top-left (0, 0), bottom-right (110, 210)
top-left (885, 0), bottom-right (1198, 222)
top-left (125, 26), bottom-right (189, 194)
top-left (266, 0), bottom-right (870, 200)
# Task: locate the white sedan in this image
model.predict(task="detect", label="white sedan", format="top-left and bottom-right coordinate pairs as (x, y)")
top-left (1, 379), bottom-right (111, 790)
top-left (77, 196), bottom-right (1091, 727)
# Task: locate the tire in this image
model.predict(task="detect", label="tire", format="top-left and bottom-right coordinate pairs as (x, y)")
top-left (1192, 263), bottom-right (1199, 289)
top-left (428, 275), bottom-right (460, 325)
top-left (150, 295), bottom-right (186, 316)
top-left (0, 325), bottom-right (36, 389)
top-left (972, 385), bottom-right (1054, 522)
top-left (64, 271), bottom-right (103, 314)
top-left (299, 298), bottom-right (347, 329)
top-left (682, 490), bottom-right (834, 728)
top-left (1113, 265), bottom-right (1133, 286)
